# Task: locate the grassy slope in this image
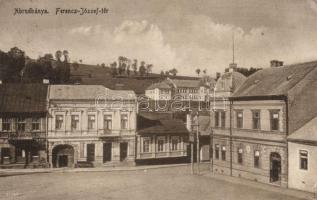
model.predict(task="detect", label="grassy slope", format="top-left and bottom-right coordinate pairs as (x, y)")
top-left (70, 64), bottom-right (199, 95)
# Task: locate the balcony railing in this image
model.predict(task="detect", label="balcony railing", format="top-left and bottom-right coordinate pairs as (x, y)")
top-left (6, 131), bottom-right (46, 140)
top-left (99, 129), bottom-right (135, 137)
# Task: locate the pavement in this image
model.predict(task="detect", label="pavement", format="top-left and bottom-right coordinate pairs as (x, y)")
top-left (0, 163), bottom-right (315, 200)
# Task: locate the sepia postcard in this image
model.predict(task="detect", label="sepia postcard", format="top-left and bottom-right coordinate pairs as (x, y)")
top-left (0, 0), bottom-right (317, 199)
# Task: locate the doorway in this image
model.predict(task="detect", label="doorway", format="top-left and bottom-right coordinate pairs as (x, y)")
top-left (270, 152), bottom-right (281, 183)
top-left (103, 143), bottom-right (112, 163)
top-left (1, 148), bottom-right (10, 164)
top-left (120, 142), bottom-right (128, 161)
top-left (52, 145), bottom-right (74, 168)
top-left (87, 144), bottom-right (95, 162)
top-left (58, 155), bottom-right (68, 167)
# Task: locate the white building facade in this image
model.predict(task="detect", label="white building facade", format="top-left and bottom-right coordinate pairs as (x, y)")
top-left (47, 85), bottom-right (137, 167)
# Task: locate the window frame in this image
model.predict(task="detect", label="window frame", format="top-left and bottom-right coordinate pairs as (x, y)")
top-left (299, 150), bottom-right (308, 170)
top-left (171, 136), bottom-right (180, 151)
top-left (237, 148), bottom-right (243, 164)
top-left (270, 110), bottom-right (280, 131)
top-left (236, 110), bottom-right (243, 129)
top-left (143, 138), bottom-right (150, 153)
top-left (252, 110), bottom-right (261, 130)
top-left (55, 115), bottom-right (64, 130)
top-left (157, 137), bottom-right (165, 152)
top-left (17, 117), bottom-right (26, 132)
top-left (254, 150), bottom-right (260, 168)
top-left (71, 115), bottom-right (80, 131)
top-left (215, 144), bottom-right (220, 160)
top-left (104, 115), bottom-right (112, 130)
top-left (31, 117), bottom-right (41, 131)
top-left (221, 146), bottom-right (226, 161)
top-left (214, 111), bottom-right (220, 127)
top-left (2, 118), bottom-right (11, 131)
top-left (120, 114), bottom-right (128, 130)
top-left (87, 114), bottom-right (96, 130)
top-left (221, 111), bottom-right (226, 128)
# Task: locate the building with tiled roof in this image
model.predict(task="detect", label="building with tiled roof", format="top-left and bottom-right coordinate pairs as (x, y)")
top-left (0, 83), bottom-right (49, 168)
top-left (145, 78), bottom-right (214, 101)
top-left (210, 60), bottom-right (317, 188)
top-left (287, 115), bottom-right (317, 192)
top-left (47, 85), bottom-right (137, 168)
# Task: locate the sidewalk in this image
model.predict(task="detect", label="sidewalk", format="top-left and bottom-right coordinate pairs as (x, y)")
top-left (201, 171), bottom-right (315, 200)
top-left (0, 163), bottom-right (191, 177)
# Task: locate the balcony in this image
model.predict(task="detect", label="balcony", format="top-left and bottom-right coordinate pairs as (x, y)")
top-left (99, 129), bottom-right (135, 138)
top-left (99, 129), bottom-right (121, 137)
top-left (7, 131), bottom-right (45, 140)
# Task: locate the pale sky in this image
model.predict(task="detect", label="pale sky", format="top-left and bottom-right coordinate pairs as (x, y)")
top-left (1, 0), bottom-right (317, 76)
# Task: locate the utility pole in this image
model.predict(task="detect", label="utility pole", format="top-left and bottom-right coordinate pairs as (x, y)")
top-left (191, 142), bottom-right (194, 174)
top-left (196, 112), bottom-right (200, 174)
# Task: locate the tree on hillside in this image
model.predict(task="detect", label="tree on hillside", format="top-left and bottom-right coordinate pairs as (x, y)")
top-left (160, 70), bottom-right (165, 78)
top-left (101, 63), bottom-right (106, 68)
top-left (0, 47), bottom-right (26, 82)
top-left (55, 50), bottom-right (62, 62)
top-left (110, 62), bottom-right (118, 77)
top-left (196, 68), bottom-right (201, 76)
top-left (63, 50), bottom-right (69, 62)
top-left (146, 64), bottom-right (153, 76)
top-left (169, 68), bottom-right (178, 76)
top-left (139, 61), bottom-right (146, 76)
top-left (73, 61), bottom-right (80, 71)
top-left (165, 70), bottom-right (170, 76)
top-left (132, 59), bottom-right (138, 75)
top-left (203, 69), bottom-right (207, 75)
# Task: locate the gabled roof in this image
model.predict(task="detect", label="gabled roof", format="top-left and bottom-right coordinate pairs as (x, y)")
top-left (146, 81), bottom-right (172, 90)
top-left (288, 116), bottom-right (317, 143)
top-left (146, 78), bottom-right (210, 91)
top-left (232, 61), bottom-right (317, 98)
top-left (0, 83), bottom-right (48, 113)
top-left (49, 85), bottom-right (136, 100)
top-left (170, 79), bottom-right (201, 88)
top-left (137, 113), bottom-right (188, 135)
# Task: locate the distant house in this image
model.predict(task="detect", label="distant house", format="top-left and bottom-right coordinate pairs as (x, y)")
top-left (0, 83), bottom-right (48, 168)
top-left (136, 113), bottom-right (189, 165)
top-left (145, 78), bottom-right (213, 101)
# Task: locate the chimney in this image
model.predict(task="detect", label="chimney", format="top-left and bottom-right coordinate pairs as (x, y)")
top-left (270, 60), bottom-right (283, 68)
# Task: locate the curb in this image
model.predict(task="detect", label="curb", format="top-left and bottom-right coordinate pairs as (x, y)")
top-left (0, 163), bottom-right (192, 177)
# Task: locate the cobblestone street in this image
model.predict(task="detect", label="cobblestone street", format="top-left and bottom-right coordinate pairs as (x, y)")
top-left (0, 166), bottom-right (310, 200)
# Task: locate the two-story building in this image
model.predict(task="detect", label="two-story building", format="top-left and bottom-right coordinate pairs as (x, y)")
top-left (145, 78), bottom-right (212, 101)
top-left (47, 85), bottom-right (137, 168)
top-left (211, 60), bottom-right (317, 188)
top-left (0, 83), bottom-right (48, 168)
